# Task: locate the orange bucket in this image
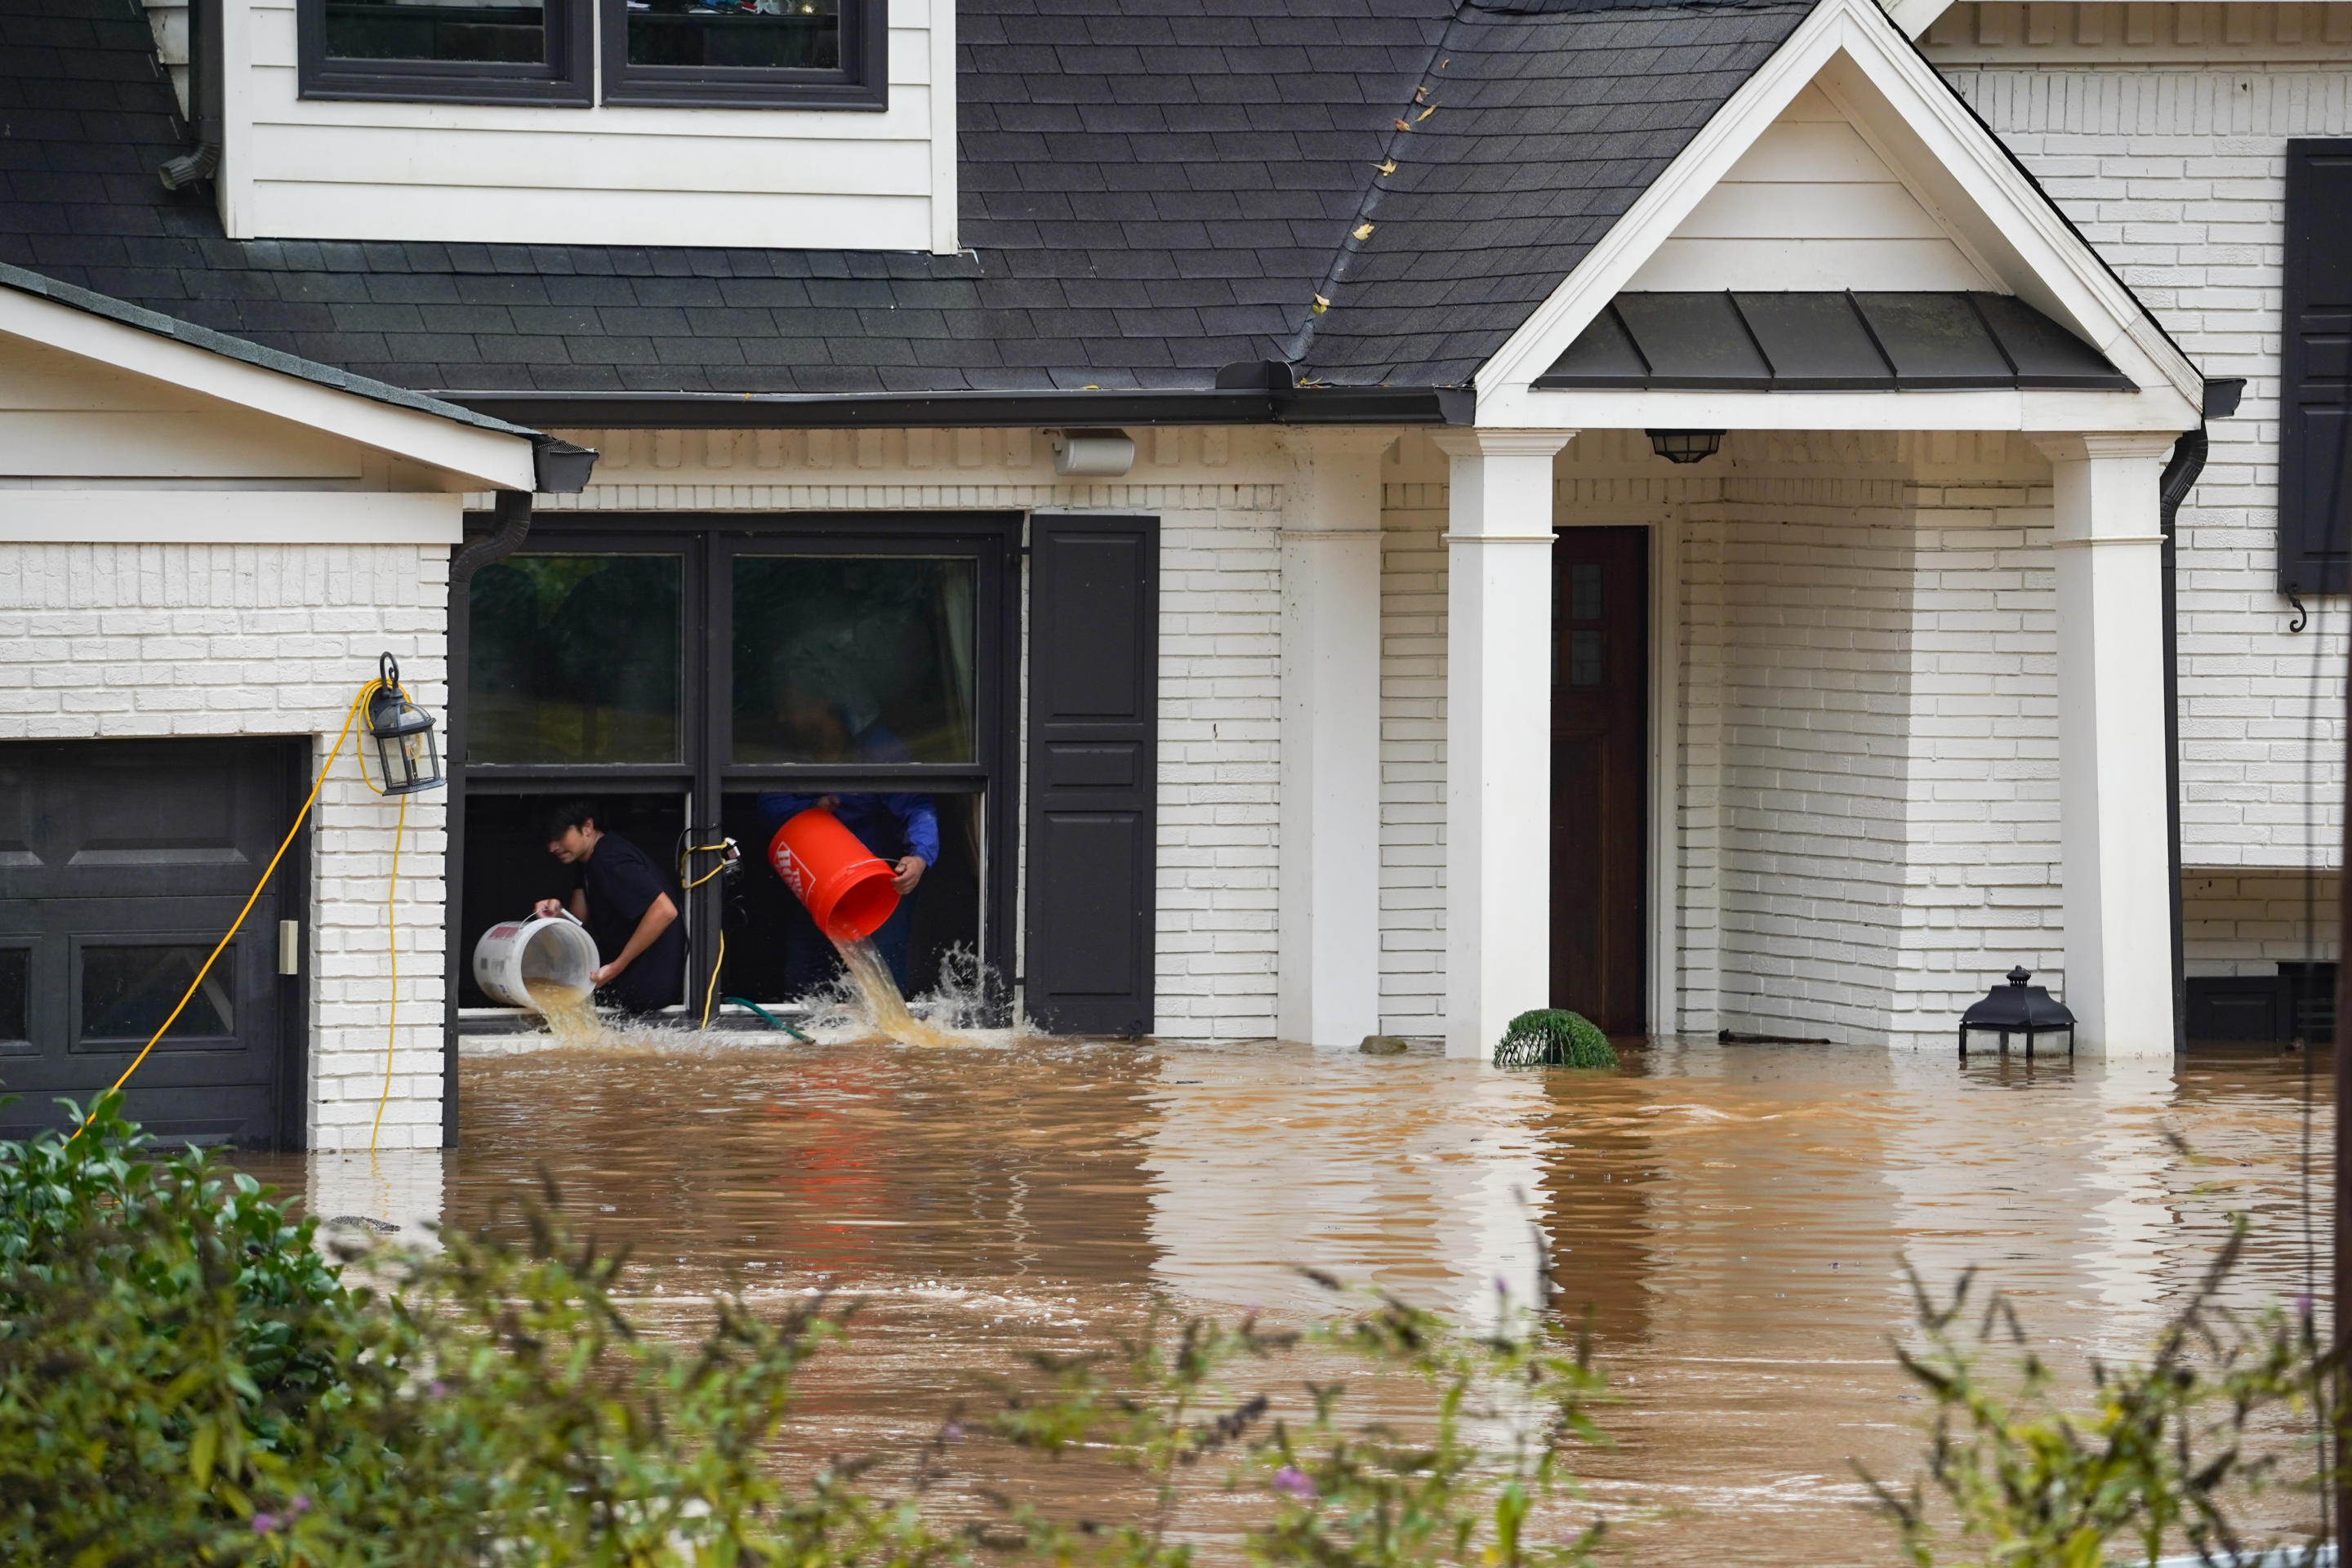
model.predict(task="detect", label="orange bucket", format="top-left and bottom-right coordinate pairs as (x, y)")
top-left (768, 808), bottom-right (900, 941)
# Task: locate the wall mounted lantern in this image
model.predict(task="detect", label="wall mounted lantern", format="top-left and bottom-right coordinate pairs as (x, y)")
top-left (1957, 967), bottom-right (2075, 1060)
top-left (368, 653), bottom-right (444, 795)
top-left (1647, 429), bottom-right (1725, 465)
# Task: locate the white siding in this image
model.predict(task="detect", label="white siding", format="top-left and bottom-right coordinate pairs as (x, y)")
top-left (214, 0), bottom-right (954, 252)
top-left (1626, 83), bottom-right (1996, 292)
top-left (1922, 6), bottom-right (2350, 889)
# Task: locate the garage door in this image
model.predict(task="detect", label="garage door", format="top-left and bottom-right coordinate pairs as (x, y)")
top-left (0, 739), bottom-right (305, 1148)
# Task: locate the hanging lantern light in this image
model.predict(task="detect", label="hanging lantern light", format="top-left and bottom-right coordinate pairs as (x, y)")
top-left (1647, 429), bottom-right (1725, 465)
top-left (367, 653), bottom-right (444, 795)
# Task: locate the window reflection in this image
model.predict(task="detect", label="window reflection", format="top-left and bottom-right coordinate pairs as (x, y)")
top-left (0, 949), bottom-right (24, 1044)
top-left (323, 0), bottom-right (546, 62)
top-left (627, 0), bottom-right (840, 69)
top-left (733, 557), bottom-right (976, 765)
top-left (467, 555), bottom-right (684, 765)
top-left (82, 946), bottom-right (233, 1042)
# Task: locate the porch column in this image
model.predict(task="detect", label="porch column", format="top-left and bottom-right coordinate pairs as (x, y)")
top-left (1432, 430), bottom-right (1575, 1060)
top-left (1279, 430), bottom-right (1390, 1046)
top-left (2035, 432), bottom-right (2180, 1057)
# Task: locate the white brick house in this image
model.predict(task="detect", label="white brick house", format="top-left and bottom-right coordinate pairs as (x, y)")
top-left (1, 0), bottom-right (2341, 1149)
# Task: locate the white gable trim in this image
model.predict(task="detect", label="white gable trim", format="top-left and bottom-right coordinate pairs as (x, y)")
top-left (0, 287), bottom-right (537, 492)
top-left (1472, 0), bottom-right (2203, 430)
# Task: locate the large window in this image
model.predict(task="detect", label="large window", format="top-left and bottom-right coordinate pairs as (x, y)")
top-left (452, 517), bottom-right (1017, 1013)
top-left (298, 0), bottom-right (884, 108)
top-left (298, 0), bottom-right (591, 104)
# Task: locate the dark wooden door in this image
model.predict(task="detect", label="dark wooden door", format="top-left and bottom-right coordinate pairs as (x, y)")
top-left (1550, 528), bottom-right (1648, 1034)
top-left (1024, 514), bottom-right (1158, 1036)
top-left (0, 738), bottom-right (302, 1147)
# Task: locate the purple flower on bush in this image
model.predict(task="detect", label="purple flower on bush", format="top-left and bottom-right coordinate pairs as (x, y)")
top-left (1271, 1466), bottom-right (1315, 1500)
top-left (252, 1514), bottom-right (279, 1534)
top-left (291, 1494), bottom-right (312, 1517)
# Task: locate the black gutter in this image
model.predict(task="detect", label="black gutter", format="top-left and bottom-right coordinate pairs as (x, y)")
top-left (2159, 428), bottom-right (2203, 1056)
top-left (439, 384), bottom-right (1476, 431)
top-left (2158, 376), bottom-right (2238, 1053)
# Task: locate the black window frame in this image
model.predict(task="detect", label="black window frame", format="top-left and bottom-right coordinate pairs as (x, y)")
top-left (443, 512), bottom-right (1018, 1137)
top-left (599, 0), bottom-right (887, 111)
top-left (296, 0), bottom-right (592, 106)
top-left (2279, 138), bottom-right (2352, 595)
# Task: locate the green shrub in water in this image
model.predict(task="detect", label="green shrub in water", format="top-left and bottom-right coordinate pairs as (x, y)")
top-left (1493, 1009), bottom-right (1617, 1069)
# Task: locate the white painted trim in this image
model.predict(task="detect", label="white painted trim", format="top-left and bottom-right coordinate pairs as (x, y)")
top-left (1882, 0), bottom-right (1953, 38)
top-left (929, 0), bottom-right (959, 256)
top-left (1646, 514), bottom-right (1682, 1037)
top-left (0, 490), bottom-right (464, 543)
top-left (1472, 0), bottom-right (2203, 430)
top-left (1501, 386), bottom-right (2193, 432)
top-left (0, 288), bottom-right (537, 492)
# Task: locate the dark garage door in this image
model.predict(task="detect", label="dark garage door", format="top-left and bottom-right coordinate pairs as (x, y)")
top-left (0, 739), bottom-right (305, 1148)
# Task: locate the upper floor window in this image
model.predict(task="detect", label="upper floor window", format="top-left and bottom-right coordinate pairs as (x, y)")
top-left (297, 0), bottom-right (885, 109)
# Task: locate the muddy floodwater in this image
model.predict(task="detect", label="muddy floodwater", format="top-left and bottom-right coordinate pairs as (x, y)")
top-left (255, 1037), bottom-right (2333, 1565)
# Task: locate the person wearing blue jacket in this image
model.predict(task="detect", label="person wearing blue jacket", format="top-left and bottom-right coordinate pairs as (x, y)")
top-left (756, 690), bottom-right (939, 995)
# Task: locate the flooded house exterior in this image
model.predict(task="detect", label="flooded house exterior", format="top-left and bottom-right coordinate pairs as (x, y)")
top-left (0, 0), bottom-right (2341, 1150)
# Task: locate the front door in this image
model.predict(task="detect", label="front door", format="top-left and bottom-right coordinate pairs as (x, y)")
top-left (0, 738), bottom-right (303, 1147)
top-left (1551, 528), bottom-right (1648, 1035)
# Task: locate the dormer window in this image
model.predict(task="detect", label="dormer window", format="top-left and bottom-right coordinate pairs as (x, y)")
top-left (297, 0), bottom-right (884, 109)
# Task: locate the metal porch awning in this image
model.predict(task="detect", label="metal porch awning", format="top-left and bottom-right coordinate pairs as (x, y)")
top-left (1535, 292), bottom-right (2136, 392)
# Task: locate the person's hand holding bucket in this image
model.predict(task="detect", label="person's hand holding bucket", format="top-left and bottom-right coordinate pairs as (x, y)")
top-left (768, 808), bottom-right (902, 941)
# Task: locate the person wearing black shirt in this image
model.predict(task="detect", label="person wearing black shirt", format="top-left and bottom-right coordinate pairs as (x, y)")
top-left (535, 800), bottom-right (685, 1016)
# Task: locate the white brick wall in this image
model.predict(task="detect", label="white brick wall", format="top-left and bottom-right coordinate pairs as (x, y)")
top-left (1926, 16), bottom-right (2351, 878)
top-left (538, 425), bottom-right (1292, 1042)
top-left (0, 542), bottom-right (449, 1151)
top-left (2183, 868), bottom-right (2340, 971)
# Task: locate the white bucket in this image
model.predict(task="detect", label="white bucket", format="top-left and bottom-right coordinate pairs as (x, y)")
top-left (471, 913), bottom-right (599, 1011)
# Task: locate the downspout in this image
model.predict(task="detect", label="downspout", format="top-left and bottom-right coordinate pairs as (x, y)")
top-left (440, 438), bottom-right (595, 1148)
top-left (2159, 427), bottom-right (2205, 1055)
top-left (2156, 378), bottom-right (2245, 1053)
top-left (158, 0), bottom-right (223, 189)
top-left (451, 489), bottom-right (534, 584)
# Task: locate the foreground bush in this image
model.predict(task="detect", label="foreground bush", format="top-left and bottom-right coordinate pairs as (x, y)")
top-left (1864, 1220), bottom-right (2336, 1568)
top-left (0, 1097), bottom-right (1609, 1567)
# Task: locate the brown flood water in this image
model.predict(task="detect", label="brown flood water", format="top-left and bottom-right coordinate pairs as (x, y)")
top-left (255, 1036), bottom-right (2334, 1565)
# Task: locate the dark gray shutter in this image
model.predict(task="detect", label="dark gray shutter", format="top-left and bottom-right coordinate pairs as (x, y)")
top-left (1024, 514), bottom-right (1158, 1036)
top-left (2280, 140), bottom-right (2352, 594)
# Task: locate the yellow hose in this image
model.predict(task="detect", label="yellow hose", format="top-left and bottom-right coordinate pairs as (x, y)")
top-left (73, 679), bottom-right (381, 1142)
top-left (369, 788), bottom-right (408, 1154)
top-left (701, 929), bottom-right (725, 1030)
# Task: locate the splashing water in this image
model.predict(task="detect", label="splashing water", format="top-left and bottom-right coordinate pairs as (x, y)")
top-left (821, 935), bottom-right (963, 1047)
top-left (522, 976), bottom-right (613, 1046)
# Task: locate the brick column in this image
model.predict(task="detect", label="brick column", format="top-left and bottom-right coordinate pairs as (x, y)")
top-left (1433, 430), bottom-right (1575, 1059)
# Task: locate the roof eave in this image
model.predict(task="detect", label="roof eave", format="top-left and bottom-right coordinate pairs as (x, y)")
top-left (441, 385), bottom-right (1477, 430)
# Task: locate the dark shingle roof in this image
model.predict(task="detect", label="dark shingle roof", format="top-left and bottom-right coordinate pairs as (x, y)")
top-left (0, 0), bottom-right (1813, 412)
top-left (0, 261), bottom-right (545, 435)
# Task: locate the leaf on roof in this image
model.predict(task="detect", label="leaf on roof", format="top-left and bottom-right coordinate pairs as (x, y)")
top-left (1416, 105), bottom-right (1437, 122)
top-left (1374, 157), bottom-right (1398, 176)
top-left (1413, 86), bottom-right (1431, 104)
top-left (1312, 294), bottom-right (1331, 314)
top-left (1393, 118), bottom-right (1411, 133)
top-left (1352, 223), bottom-right (1374, 242)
